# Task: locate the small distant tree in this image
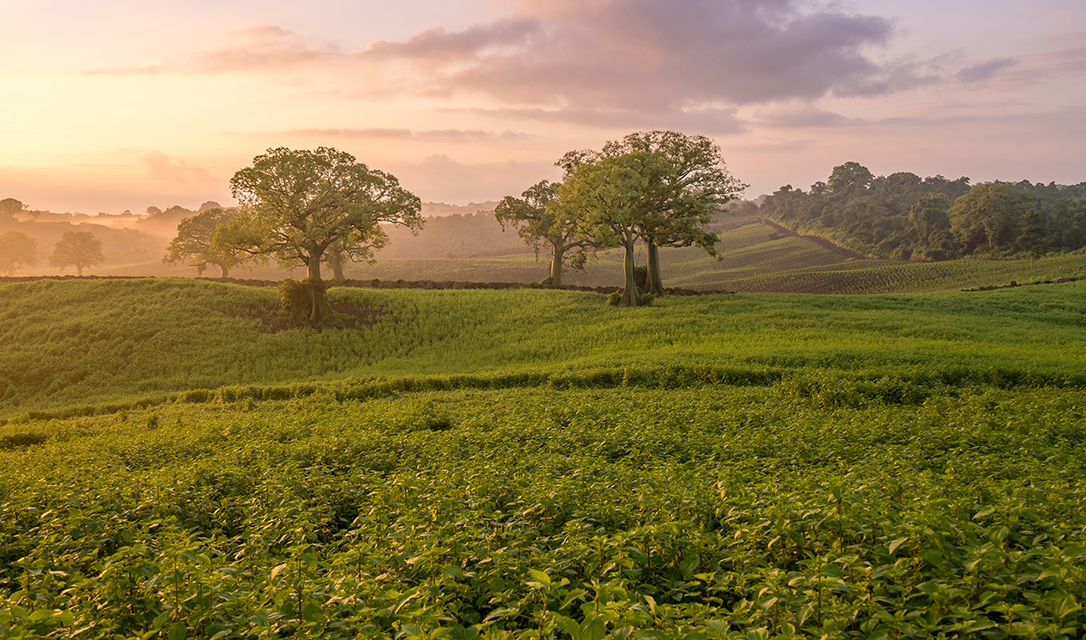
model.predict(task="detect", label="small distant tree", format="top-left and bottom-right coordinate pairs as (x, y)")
top-left (0, 231), bottom-right (38, 275)
top-left (50, 231), bottom-right (105, 276)
top-left (227, 147), bottom-right (423, 322)
top-left (1017, 208), bottom-right (1048, 267)
top-left (0, 198), bottom-right (26, 221)
top-left (163, 207), bottom-right (246, 277)
top-left (495, 180), bottom-right (598, 286)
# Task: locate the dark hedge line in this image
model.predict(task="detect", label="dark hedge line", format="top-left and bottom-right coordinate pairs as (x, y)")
top-left (0, 275), bottom-right (728, 295)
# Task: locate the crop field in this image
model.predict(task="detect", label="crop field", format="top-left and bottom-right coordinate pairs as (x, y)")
top-left (2, 278), bottom-right (1086, 638)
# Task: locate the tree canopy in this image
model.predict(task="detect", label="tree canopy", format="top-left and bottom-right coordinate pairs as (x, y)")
top-left (49, 231), bottom-right (105, 276)
top-left (557, 151), bottom-right (674, 306)
top-left (602, 131), bottom-right (745, 295)
top-left (500, 130), bottom-right (744, 301)
top-left (948, 183), bottom-right (1039, 252)
top-left (758, 162), bottom-right (1086, 260)
top-left (163, 208), bottom-right (246, 278)
top-left (0, 231), bottom-right (38, 275)
top-left (228, 147), bottom-right (423, 321)
top-left (494, 180), bottom-right (596, 286)
top-left (0, 198), bottom-right (26, 221)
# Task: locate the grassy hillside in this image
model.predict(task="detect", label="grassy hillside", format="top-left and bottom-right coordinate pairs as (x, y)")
top-left (346, 218), bottom-right (1086, 294)
top-left (3, 280), bottom-right (1086, 638)
top-left (3, 278), bottom-right (1086, 417)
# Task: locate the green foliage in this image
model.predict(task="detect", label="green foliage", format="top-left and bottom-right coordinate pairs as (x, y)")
top-left (495, 180), bottom-right (596, 286)
top-left (163, 207), bottom-right (244, 277)
top-left (228, 146), bottom-right (424, 321)
top-left (2, 384), bottom-right (1086, 638)
top-left (48, 230), bottom-right (105, 276)
top-left (4, 278), bottom-right (1086, 417)
top-left (757, 163), bottom-right (1085, 260)
top-left (278, 278), bottom-right (330, 318)
top-left (3, 278), bottom-right (1086, 636)
top-left (633, 264), bottom-right (648, 292)
top-left (0, 231), bottom-right (38, 275)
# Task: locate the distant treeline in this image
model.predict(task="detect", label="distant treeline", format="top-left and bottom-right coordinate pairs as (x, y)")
top-left (754, 162), bottom-right (1086, 260)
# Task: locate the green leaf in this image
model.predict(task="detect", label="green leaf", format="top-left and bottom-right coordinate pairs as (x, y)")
top-left (888, 537), bottom-right (907, 555)
top-left (1062, 544), bottom-right (1086, 558)
top-left (153, 611), bottom-right (172, 630)
top-left (555, 615), bottom-right (581, 639)
top-left (583, 617), bottom-right (607, 640)
top-left (919, 548), bottom-right (945, 568)
top-left (680, 556), bottom-right (700, 579)
top-left (27, 609), bottom-right (57, 622)
top-left (168, 622), bottom-right (187, 640)
top-left (528, 569), bottom-right (552, 587)
top-left (303, 602), bottom-right (324, 622)
top-left (482, 608), bottom-right (519, 622)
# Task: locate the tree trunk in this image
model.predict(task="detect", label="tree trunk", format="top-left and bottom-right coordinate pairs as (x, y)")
top-left (76, 264), bottom-right (84, 276)
top-left (328, 244), bottom-right (345, 281)
top-left (306, 258), bottom-right (333, 323)
top-left (645, 240), bottom-right (665, 296)
top-left (218, 263), bottom-right (229, 278)
top-left (550, 244), bottom-right (565, 286)
top-left (619, 241), bottom-right (641, 307)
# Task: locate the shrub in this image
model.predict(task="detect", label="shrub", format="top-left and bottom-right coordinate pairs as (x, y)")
top-left (277, 278), bottom-right (328, 316)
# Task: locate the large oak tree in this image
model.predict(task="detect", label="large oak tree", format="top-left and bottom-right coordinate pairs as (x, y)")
top-left (948, 183), bottom-right (1038, 253)
top-left (557, 151), bottom-right (674, 306)
top-left (228, 147), bottom-right (423, 322)
top-left (0, 198), bottom-right (26, 221)
top-left (494, 180), bottom-right (597, 286)
top-left (601, 131), bottom-right (745, 296)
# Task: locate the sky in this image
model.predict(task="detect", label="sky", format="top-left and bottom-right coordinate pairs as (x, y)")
top-left (1, 0), bottom-right (1084, 214)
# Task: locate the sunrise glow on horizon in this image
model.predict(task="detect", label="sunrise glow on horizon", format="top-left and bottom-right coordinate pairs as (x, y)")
top-left (1, 0), bottom-right (1084, 214)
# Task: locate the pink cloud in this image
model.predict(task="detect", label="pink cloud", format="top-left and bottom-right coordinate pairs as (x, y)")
top-left (357, 0), bottom-right (899, 112)
top-left (140, 151), bottom-right (214, 182)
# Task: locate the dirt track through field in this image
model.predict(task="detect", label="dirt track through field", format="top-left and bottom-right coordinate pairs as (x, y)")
top-left (759, 218), bottom-right (868, 260)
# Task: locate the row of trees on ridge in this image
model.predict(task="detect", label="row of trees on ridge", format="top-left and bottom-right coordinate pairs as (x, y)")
top-left (757, 162), bottom-right (1086, 260)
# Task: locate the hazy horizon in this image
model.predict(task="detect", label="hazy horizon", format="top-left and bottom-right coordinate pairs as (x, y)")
top-left (2, 0), bottom-right (1083, 214)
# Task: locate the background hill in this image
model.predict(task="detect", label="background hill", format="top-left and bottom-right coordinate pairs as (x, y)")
top-left (6, 191), bottom-right (1086, 293)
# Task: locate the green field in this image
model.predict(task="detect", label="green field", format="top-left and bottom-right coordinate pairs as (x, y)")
top-left (2, 278), bottom-right (1086, 638)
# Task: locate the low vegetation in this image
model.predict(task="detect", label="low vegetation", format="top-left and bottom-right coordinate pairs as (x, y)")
top-left (2, 273), bottom-right (1086, 638)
